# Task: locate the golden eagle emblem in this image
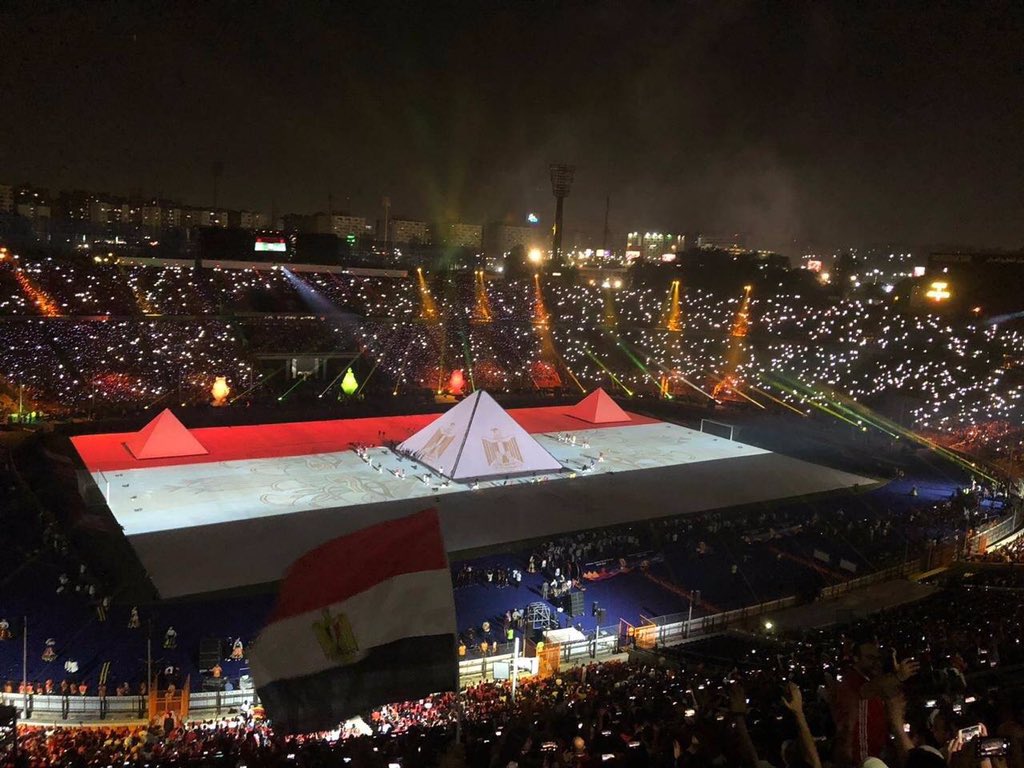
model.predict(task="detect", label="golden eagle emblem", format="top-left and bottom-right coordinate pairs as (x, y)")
top-left (312, 608), bottom-right (359, 663)
top-left (482, 428), bottom-right (524, 468)
top-left (420, 425), bottom-right (456, 461)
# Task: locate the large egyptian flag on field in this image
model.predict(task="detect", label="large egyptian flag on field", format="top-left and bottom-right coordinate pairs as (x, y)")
top-left (249, 509), bottom-right (457, 734)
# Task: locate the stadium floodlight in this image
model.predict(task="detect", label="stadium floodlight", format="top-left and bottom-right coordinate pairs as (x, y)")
top-left (549, 164), bottom-right (575, 264)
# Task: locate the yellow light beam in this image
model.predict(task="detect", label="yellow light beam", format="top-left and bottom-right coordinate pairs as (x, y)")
top-left (664, 279), bottom-right (683, 331)
top-left (747, 382), bottom-right (809, 417)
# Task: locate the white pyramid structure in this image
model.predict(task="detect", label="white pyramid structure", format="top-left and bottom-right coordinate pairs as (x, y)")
top-left (398, 390), bottom-right (563, 481)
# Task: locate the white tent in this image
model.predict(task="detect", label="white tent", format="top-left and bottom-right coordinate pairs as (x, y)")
top-left (397, 390), bottom-right (563, 482)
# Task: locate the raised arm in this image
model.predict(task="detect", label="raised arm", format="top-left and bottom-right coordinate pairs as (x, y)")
top-left (782, 682), bottom-right (823, 768)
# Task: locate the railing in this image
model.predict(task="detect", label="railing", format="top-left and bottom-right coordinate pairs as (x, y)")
top-left (0, 693), bottom-right (149, 722)
top-left (456, 653), bottom-right (539, 686)
top-left (967, 509), bottom-right (1021, 555)
top-left (0, 557), bottom-right (933, 723)
top-left (818, 560), bottom-right (916, 600)
top-left (0, 688), bottom-right (257, 723)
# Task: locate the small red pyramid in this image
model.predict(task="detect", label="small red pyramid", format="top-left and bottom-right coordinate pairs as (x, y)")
top-left (568, 388), bottom-right (631, 424)
top-left (124, 409), bottom-right (209, 460)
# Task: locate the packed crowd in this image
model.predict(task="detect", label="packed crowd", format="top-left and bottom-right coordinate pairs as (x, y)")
top-left (972, 537), bottom-right (1024, 565)
top-left (10, 579), bottom-right (1024, 767)
top-left (3, 256), bottom-right (1024, 461)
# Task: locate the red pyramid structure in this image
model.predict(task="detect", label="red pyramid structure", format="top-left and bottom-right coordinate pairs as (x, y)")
top-left (567, 388), bottom-right (631, 424)
top-left (124, 409), bottom-right (209, 460)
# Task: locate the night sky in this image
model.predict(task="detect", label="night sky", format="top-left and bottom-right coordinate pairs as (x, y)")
top-left (1, 1), bottom-right (1022, 252)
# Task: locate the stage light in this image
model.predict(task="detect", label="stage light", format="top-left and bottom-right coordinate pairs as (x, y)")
top-left (211, 376), bottom-right (230, 406)
top-left (528, 248), bottom-right (543, 264)
top-left (341, 368), bottom-right (358, 396)
top-left (448, 369), bottom-right (465, 395)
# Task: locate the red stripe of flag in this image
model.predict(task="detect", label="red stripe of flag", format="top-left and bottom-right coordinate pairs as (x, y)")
top-left (268, 508), bottom-right (447, 624)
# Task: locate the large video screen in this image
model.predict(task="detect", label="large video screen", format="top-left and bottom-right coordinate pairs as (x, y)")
top-left (255, 237), bottom-right (287, 253)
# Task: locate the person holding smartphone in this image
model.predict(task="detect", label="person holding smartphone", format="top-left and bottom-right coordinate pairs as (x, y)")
top-left (832, 638), bottom-right (919, 766)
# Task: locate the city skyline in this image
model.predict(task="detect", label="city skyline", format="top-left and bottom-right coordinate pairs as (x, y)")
top-left (1, 2), bottom-right (1022, 252)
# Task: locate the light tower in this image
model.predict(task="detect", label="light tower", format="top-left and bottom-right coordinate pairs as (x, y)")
top-left (549, 164), bottom-right (575, 265)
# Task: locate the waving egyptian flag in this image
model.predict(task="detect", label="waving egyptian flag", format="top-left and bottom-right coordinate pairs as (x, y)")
top-left (249, 508), bottom-right (457, 734)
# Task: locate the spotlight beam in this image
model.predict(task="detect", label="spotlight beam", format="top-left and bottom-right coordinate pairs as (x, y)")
top-left (746, 382), bottom-right (809, 416)
top-left (585, 349), bottom-right (633, 396)
top-left (277, 376), bottom-right (305, 402)
top-left (356, 358), bottom-right (382, 397)
top-left (229, 367), bottom-right (282, 404)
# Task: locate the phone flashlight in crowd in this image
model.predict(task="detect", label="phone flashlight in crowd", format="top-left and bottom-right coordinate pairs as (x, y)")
top-left (904, 724), bottom-right (911, 733)
top-left (602, 755), bottom-right (615, 762)
top-left (925, 700), bottom-right (937, 708)
top-left (628, 741), bottom-right (640, 748)
top-left (389, 763), bottom-right (402, 768)
top-left (965, 696), bottom-right (977, 703)
top-left (286, 754), bottom-right (296, 760)
top-left (684, 709), bottom-right (697, 718)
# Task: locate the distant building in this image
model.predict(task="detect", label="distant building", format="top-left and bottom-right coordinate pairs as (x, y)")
top-left (697, 233), bottom-right (747, 252)
top-left (386, 218), bottom-right (430, 245)
top-left (313, 212), bottom-right (366, 238)
top-left (435, 222), bottom-right (482, 249)
top-left (279, 213), bottom-right (313, 232)
top-left (14, 185), bottom-right (52, 239)
top-left (55, 190), bottom-right (93, 223)
top-left (231, 210), bottom-right (269, 230)
top-left (484, 222), bottom-right (537, 257)
top-left (183, 208), bottom-right (229, 228)
top-left (87, 195), bottom-right (120, 226)
top-left (141, 202), bottom-right (164, 233)
top-left (626, 231), bottom-right (685, 262)
top-left (163, 205), bottom-right (183, 229)
top-left (0, 183), bottom-right (12, 214)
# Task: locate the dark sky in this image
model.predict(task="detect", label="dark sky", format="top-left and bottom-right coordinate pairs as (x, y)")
top-left (1, 1), bottom-right (1022, 252)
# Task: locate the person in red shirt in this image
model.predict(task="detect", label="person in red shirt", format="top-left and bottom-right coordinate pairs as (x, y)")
top-left (832, 637), bottom-right (919, 767)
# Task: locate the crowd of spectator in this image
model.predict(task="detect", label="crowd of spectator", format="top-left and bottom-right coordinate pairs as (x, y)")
top-left (3, 256), bottom-right (1024, 465)
top-left (6, 256), bottom-right (1024, 766)
top-left (11, 579), bottom-right (1024, 767)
